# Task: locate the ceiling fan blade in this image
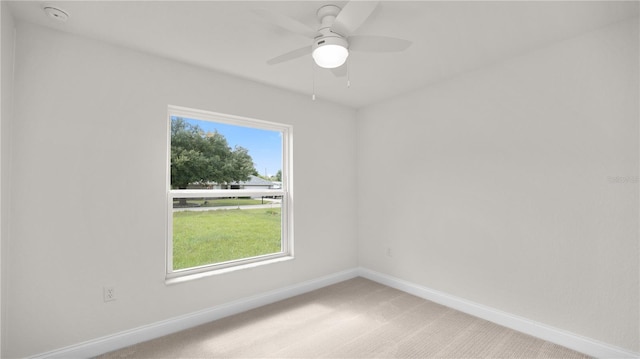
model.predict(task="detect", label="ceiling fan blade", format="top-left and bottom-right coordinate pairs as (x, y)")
top-left (253, 9), bottom-right (317, 39)
top-left (267, 46), bottom-right (312, 65)
top-left (349, 35), bottom-right (412, 52)
top-left (331, 64), bottom-right (347, 77)
top-left (331, 1), bottom-right (379, 37)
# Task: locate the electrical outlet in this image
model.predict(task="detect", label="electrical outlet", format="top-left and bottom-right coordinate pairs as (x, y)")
top-left (103, 286), bottom-right (116, 302)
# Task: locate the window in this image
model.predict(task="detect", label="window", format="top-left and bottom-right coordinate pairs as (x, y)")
top-left (166, 105), bottom-right (292, 280)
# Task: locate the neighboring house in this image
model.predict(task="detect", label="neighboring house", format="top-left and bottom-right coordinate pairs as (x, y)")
top-left (186, 175), bottom-right (276, 190)
top-left (229, 175), bottom-right (276, 190)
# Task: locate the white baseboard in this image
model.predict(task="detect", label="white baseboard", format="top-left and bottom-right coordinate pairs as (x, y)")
top-left (29, 267), bottom-right (638, 359)
top-left (357, 267), bottom-right (639, 359)
top-left (30, 268), bottom-right (359, 359)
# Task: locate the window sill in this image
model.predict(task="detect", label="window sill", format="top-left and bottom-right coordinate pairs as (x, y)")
top-left (165, 256), bottom-right (294, 285)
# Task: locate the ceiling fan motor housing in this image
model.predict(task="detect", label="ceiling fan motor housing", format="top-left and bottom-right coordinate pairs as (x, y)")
top-left (313, 35), bottom-right (349, 51)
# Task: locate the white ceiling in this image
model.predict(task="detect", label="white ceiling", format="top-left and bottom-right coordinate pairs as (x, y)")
top-left (7, 1), bottom-right (639, 109)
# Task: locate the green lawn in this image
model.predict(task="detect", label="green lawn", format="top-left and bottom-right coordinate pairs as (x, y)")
top-left (173, 208), bottom-right (281, 270)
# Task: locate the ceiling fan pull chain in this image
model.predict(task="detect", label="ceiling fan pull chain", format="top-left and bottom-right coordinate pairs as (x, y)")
top-left (312, 61), bottom-right (317, 101)
top-left (347, 57), bottom-right (351, 88)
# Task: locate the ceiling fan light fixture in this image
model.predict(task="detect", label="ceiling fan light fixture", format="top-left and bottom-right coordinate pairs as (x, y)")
top-left (312, 36), bottom-right (349, 69)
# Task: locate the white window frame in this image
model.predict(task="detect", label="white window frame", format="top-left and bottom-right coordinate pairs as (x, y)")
top-left (166, 105), bottom-right (293, 281)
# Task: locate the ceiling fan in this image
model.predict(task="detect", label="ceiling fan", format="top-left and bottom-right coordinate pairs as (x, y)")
top-left (255, 1), bottom-right (412, 75)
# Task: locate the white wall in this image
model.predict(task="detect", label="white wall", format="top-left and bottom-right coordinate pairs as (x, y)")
top-left (5, 22), bottom-right (357, 358)
top-left (0, 2), bottom-right (15, 357)
top-left (357, 17), bottom-right (639, 352)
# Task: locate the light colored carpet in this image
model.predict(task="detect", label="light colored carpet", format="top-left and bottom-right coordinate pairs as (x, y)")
top-left (97, 277), bottom-right (591, 358)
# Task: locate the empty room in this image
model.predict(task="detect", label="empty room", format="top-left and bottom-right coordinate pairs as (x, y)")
top-left (1, 1), bottom-right (638, 358)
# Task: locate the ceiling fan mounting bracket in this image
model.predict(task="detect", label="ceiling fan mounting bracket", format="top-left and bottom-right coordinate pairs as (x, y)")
top-left (316, 5), bottom-right (341, 22)
top-left (316, 4), bottom-right (342, 34)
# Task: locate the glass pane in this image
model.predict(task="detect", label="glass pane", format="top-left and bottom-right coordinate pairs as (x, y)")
top-left (172, 196), bottom-right (282, 270)
top-left (170, 116), bottom-right (283, 190)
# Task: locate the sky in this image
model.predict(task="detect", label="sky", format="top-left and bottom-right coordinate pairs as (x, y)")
top-left (178, 117), bottom-right (282, 178)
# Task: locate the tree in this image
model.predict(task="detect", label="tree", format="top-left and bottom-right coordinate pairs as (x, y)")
top-left (171, 118), bottom-right (256, 191)
top-left (226, 146), bottom-right (255, 183)
top-left (273, 169), bottom-right (282, 182)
